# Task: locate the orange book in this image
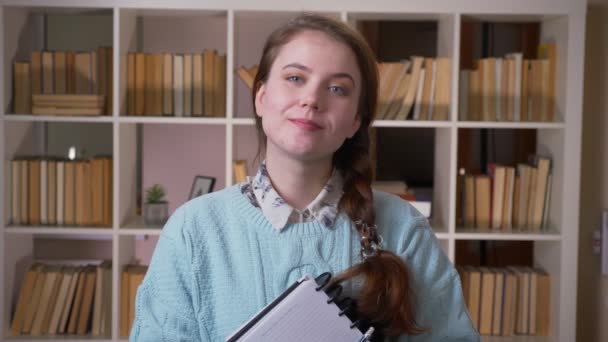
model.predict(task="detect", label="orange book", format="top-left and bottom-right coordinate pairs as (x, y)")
top-left (31, 51), bottom-right (42, 95)
top-left (203, 50), bottom-right (215, 116)
top-left (14, 62), bottom-right (31, 114)
top-left (127, 53), bottom-right (136, 115)
top-left (216, 53), bottom-right (227, 117)
top-left (10, 263), bottom-right (43, 336)
top-left (54, 51), bottom-right (67, 94)
top-left (67, 268), bottom-right (86, 334)
top-left (77, 266), bottom-right (97, 335)
top-left (66, 51), bottom-right (76, 93)
top-left (135, 53), bottom-right (146, 115)
top-left (41, 51), bottom-right (54, 94)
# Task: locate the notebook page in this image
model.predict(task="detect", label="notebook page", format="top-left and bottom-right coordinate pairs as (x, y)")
top-left (237, 278), bottom-right (363, 342)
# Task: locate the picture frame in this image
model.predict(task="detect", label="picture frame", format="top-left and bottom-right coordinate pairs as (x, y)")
top-left (188, 175), bottom-right (216, 200)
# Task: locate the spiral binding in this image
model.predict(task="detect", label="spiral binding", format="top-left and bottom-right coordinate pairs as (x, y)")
top-left (313, 272), bottom-right (375, 341)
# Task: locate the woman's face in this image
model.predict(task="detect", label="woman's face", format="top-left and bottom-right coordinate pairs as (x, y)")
top-left (255, 30), bottom-right (362, 164)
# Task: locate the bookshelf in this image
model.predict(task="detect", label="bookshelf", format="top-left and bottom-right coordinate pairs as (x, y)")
top-left (0, 0), bottom-right (586, 341)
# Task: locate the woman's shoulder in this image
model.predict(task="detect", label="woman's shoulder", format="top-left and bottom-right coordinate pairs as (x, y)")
top-left (372, 190), bottom-right (428, 225)
top-left (371, 190), bottom-right (434, 254)
top-left (161, 185), bottom-right (242, 239)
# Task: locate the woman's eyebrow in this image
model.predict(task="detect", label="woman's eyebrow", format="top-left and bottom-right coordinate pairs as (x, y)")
top-left (282, 63), bottom-right (356, 87)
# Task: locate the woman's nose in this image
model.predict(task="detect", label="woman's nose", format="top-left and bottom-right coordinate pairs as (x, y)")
top-left (298, 86), bottom-right (324, 111)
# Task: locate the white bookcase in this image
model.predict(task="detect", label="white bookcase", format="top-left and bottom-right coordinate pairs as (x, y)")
top-left (0, 0), bottom-right (586, 341)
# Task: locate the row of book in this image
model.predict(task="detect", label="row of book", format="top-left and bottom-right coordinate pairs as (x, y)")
top-left (459, 43), bottom-right (556, 122)
top-left (10, 261), bottom-right (112, 337)
top-left (126, 51), bottom-right (227, 117)
top-left (457, 266), bottom-right (550, 336)
top-left (457, 156), bottom-right (552, 230)
top-left (376, 57), bottom-right (452, 121)
top-left (13, 48), bottom-right (113, 115)
top-left (9, 157), bottom-right (113, 227)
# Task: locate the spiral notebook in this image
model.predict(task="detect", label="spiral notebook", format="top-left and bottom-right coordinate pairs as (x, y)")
top-left (226, 273), bottom-right (374, 342)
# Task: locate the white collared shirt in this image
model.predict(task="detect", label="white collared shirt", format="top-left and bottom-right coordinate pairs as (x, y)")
top-left (239, 161), bottom-right (344, 231)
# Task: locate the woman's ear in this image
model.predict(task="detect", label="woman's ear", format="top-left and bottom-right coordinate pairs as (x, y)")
top-left (254, 83), bottom-right (266, 117)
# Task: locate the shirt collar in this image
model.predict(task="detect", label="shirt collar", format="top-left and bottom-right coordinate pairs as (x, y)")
top-left (248, 160), bottom-right (344, 231)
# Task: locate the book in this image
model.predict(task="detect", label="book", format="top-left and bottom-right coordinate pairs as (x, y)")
top-left (10, 263), bottom-right (42, 335)
top-left (227, 273), bottom-right (374, 342)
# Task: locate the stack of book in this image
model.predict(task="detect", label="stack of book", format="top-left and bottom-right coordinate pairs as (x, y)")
top-left (126, 50), bottom-right (227, 117)
top-left (120, 265), bottom-right (149, 338)
top-left (9, 157), bottom-right (113, 227)
top-left (459, 43), bottom-right (556, 122)
top-left (13, 47), bottom-right (113, 115)
top-left (32, 94), bottom-right (105, 116)
top-left (457, 266), bottom-right (550, 336)
top-left (376, 57), bottom-right (452, 121)
top-left (458, 156), bottom-right (552, 231)
top-left (10, 261), bottom-right (112, 337)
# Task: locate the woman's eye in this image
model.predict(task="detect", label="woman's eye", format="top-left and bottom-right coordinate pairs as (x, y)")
top-left (287, 75), bottom-right (302, 83)
top-left (329, 86), bottom-right (346, 96)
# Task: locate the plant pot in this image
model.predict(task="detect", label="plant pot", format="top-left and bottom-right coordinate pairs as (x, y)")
top-left (143, 202), bottom-right (169, 226)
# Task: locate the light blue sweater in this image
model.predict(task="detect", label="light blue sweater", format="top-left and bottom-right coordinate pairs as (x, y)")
top-left (130, 185), bottom-right (479, 341)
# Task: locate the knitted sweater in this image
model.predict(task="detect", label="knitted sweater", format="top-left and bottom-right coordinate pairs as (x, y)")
top-left (130, 185), bottom-right (479, 341)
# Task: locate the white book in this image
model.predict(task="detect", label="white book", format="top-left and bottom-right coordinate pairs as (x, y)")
top-left (40, 159), bottom-right (48, 225)
top-left (173, 55), bottom-right (184, 117)
top-left (506, 53), bottom-right (523, 121)
top-left (57, 161), bottom-right (65, 225)
top-left (427, 61), bottom-right (437, 120)
top-left (495, 58), bottom-right (502, 121)
top-left (412, 68), bottom-right (426, 120)
top-left (458, 70), bottom-right (470, 121)
top-left (227, 274), bottom-right (372, 342)
top-left (11, 160), bottom-right (20, 225)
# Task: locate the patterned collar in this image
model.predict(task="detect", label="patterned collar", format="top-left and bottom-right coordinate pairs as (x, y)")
top-left (239, 161), bottom-right (344, 231)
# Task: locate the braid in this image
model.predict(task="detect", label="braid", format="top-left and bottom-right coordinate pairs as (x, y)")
top-left (333, 129), bottom-right (424, 337)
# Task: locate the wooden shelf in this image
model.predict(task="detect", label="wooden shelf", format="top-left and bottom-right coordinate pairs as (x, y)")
top-left (455, 227), bottom-right (561, 241)
top-left (118, 116), bottom-right (228, 125)
top-left (456, 121), bottom-right (566, 129)
top-left (3, 114), bottom-right (114, 123)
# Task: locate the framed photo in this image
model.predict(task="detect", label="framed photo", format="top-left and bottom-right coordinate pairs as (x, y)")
top-left (188, 175), bottom-right (216, 200)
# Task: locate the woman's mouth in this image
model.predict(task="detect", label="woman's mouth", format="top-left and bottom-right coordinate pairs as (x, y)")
top-left (289, 118), bottom-right (323, 131)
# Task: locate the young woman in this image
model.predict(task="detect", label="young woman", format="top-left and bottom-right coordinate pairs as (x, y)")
top-left (131, 14), bottom-right (478, 341)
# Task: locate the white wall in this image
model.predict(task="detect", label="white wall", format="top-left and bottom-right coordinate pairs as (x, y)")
top-left (577, 0), bottom-right (608, 341)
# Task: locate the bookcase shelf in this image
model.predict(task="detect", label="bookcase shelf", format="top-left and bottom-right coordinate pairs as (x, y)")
top-left (3, 115), bottom-right (115, 123)
top-left (0, 1), bottom-right (585, 341)
top-left (456, 122), bottom-right (566, 129)
top-left (454, 228), bottom-right (561, 241)
top-left (117, 116), bottom-right (228, 125)
top-left (5, 227), bottom-right (113, 236)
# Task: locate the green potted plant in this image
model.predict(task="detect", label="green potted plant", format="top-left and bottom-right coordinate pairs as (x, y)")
top-left (143, 184), bottom-right (168, 226)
